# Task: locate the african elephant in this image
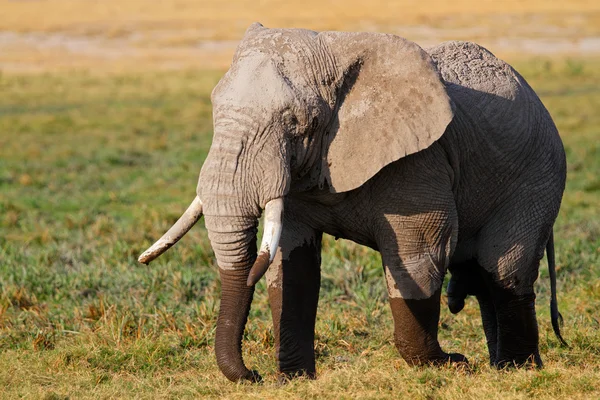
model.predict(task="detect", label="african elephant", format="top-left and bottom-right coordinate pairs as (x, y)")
top-left (138, 23), bottom-right (567, 382)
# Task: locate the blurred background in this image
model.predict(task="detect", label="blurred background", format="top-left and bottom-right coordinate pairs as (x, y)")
top-left (1, 1), bottom-right (599, 398)
top-left (1, 0), bottom-right (600, 71)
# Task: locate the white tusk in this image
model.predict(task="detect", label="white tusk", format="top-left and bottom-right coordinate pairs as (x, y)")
top-left (246, 197), bottom-right (284, 286)
top-left (138, 196), bottom-right (203, 264)
top-left (258, 198), bottom-right (284, 262)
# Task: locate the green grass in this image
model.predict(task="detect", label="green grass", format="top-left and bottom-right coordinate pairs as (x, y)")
top-left (0, 58), bottom-right (599, 399)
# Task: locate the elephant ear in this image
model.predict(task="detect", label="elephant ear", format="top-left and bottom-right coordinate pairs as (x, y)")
top-left (318, 32), bottom-right (454, 193)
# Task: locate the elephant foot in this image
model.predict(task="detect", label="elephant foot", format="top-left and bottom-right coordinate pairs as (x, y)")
top-left (446, 352), bottom-right (469, 365)
top-left (415, 352), bottom-right (469, 367)
top-left (277, 369), bottom-right (317, 384)
top-left (494, 353), bottom-right (543, 370)
top-left (277, 352), bottom-right (317, 381)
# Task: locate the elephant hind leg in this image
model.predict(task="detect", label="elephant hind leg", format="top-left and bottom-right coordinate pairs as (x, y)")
top-left (492, 289), bottom-right (542, 368)
top-left (475, 260), bottom-right (544, 367)
top-left (476, 210), bottom-right (553, 368)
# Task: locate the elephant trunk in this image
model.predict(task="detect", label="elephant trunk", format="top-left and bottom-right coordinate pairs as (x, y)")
top-left (205, 197), bottom-right (284, 381)
top-left (205, 215), bottom-right (260, 382)
top-left (216, 266), bottom-right (260, 382)
top-left (194, 112), bottom-right (289, 380)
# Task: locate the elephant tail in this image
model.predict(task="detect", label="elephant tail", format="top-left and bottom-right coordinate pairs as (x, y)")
top-left (547, 230), bottom-right (568, 346)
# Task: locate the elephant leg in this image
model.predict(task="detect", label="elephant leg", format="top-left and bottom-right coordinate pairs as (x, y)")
top-left (381, 222), bottom-right (466, 365)
top-left (476, 212), bottom-right (550, 368)
top-left (474, 282), bottom-right (499, 365)
top-left (491, 287), bottom-right (541, 368)
top-left (387, 284), bottom-right (467, 365)
top-left (475, 262), bottom-right (542, 368)
top-left (376, 183), bottom-right (467, 364)
top-left (267, 218), bottom-right (322, 379)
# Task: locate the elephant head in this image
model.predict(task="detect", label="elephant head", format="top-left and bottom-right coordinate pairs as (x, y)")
top-left (138, 23), bottom-right (454, 382)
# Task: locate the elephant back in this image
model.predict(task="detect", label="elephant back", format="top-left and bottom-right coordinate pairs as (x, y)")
top-left (426, 41), bottom-right (558, 154)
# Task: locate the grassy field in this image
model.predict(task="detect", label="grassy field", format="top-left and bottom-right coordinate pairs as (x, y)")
top-left (1, 2), bottom-right (600, 398)
top-left (0, 53), bottom-right (599, 398)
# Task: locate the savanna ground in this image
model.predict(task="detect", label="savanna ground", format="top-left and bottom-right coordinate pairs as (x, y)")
top-left (1, 1), bottom-right (599, 399)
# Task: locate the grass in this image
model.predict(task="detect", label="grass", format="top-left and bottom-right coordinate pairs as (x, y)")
top-left (0, 57), bottom-right (599, 398)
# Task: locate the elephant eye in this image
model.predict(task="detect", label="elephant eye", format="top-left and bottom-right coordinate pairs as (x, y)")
top-left (282, 110), bottom-right (298, 128)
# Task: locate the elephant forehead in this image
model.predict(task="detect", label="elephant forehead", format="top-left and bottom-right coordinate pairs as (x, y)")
top-left (212, 55), bottom-right (294, 114)
top-left (237, 27), bottom-right (319, 63)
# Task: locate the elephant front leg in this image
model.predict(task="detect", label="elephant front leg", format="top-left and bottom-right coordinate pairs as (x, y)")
top-left (384, 263), bottom-right (468, 366)
top-left (267, 220), bottom-right (322, 379)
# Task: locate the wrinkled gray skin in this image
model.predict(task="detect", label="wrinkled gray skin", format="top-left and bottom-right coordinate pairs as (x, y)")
top-left (143, 23), bottom-right (567, 382)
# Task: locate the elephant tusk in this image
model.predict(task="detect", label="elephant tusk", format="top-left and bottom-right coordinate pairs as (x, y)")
top-left (138, 196), bottom-right (203, 265)
top-left (247, 198), bottom-right (284, 286)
